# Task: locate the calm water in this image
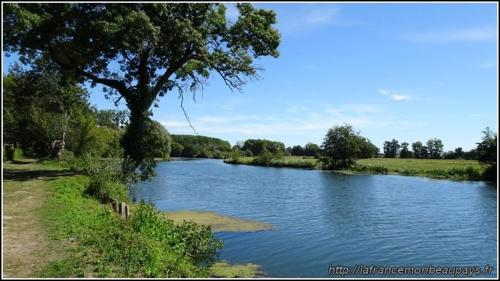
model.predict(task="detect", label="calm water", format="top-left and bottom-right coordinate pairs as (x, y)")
top-left (130, 159), bottom-right (497, 278)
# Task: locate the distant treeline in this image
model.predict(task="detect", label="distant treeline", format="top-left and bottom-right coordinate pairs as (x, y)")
top-left (170, 135), bottom-right (232, 158)
top-left (382, 138), bottom-right (479, 160)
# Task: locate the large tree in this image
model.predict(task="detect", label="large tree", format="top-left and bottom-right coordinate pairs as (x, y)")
top-left (399, 142), bottom-right (412, 158)
top-left (383, 139), bottom-right (400, 158)
top-left (320, 124), bottom-right (362, 169)
top-left (426, 138), bottom-right (443, 159)
top-left (412, 141), bottom-right (423, 159)
top-left (4, 3), bottom-right (280, 179)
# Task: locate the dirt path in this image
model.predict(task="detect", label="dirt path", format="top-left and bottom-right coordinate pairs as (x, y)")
top-left (2, 162), bottom-right (63, 277)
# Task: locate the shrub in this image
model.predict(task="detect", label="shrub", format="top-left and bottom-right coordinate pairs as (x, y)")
top-left (84, 159), bottom-right (128, 203)
top-left (251, 152), bottom-right (281, 166)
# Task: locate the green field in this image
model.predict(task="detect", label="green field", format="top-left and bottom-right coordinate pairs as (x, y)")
top-left (356, 158), bottom-right (482, 170)
top-left (224, 156), bottom-right (485, 180)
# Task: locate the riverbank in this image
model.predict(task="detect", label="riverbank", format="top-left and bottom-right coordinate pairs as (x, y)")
top-left (2, 160), bottom-right (263, 278)
top-left (224, 157), bottom-right (487, 181)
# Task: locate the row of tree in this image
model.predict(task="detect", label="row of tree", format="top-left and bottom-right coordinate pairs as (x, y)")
top-left (288, 143), bottom-right (321, 157)
top-left (170, 135), bottom-right (232, 158)
top-left (320, 124), bottom-right (496, 181)
top-left (383, 138), bottom-right (479, 160)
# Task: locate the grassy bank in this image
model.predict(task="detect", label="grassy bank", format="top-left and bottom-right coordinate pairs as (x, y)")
top-left (3, 160), bottom-right (262, 278)
top-left (225, 156), bottom-right (318, 169)
top-left (224, 156), bottom-right (486, 181)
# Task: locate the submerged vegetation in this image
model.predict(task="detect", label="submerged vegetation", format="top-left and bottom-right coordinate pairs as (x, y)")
top-left (162, 210), bottom-right (273, 232)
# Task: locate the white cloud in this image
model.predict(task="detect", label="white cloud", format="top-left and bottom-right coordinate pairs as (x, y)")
top-left (303, 8), bottom-right (339, 25)
top-left (377, 89), bottom-right (389, 95)
top-left (391, 94), bottom-right (411, 101)
top-left (378, 89), bottom-right (411, 101)
top-left (278, 6), bottom-right (363, 34)
top-left (401, 26), bottom-right (497, 43)
top-left (160, 102), bottom-right (424, 137)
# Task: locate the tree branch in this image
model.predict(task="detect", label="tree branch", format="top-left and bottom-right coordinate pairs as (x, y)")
top-left (47, 45), bottom-right (132, 100)
top-left (152, 48), bottom-right (194, 97)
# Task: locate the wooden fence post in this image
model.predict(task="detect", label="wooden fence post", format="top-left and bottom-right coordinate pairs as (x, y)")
top-left (124, 204), bottom-right (129, 219)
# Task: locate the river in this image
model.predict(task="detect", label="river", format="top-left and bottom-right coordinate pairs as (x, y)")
top-left (130, 158), bottom-right (497, 278)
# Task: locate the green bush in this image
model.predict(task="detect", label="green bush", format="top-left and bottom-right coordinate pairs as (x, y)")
top-left (213, 150), bottom-right (226, 159)
top-left (251, 152), bottom-right (281, 166)
top-left (84, 159), bottom-right (128, 203)
top-left (41, 177), bottom-right (223, 277)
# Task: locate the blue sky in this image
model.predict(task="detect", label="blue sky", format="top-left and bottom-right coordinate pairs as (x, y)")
top-left (3, 3), bottom-right (498, 151)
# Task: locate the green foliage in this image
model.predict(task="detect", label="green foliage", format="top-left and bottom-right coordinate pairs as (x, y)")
top-left (96, 109), bottom-right (129, 129)
top-left (171, 135), bottom-right (231, 158)
top-left (181, 145), bottom-right (201, 158)
top-left (412, 141), bottom-right (424, 159)
top-left (320, 124), bottom-right (375, 169)
top-left (399, 142), bottom-right (412, 158)
top-left (170, 143), bottom-right (185, 157)
top-left (143, 120), bottom-right (171, 159)
top-left (291, 145), bottom-right (304, 156)
top-left (251, 151), bottom-right (282, 166)
top-left (454, 147), bottom-right (464, 158)
top-left (442, 151), bottom-right (458, 159)
top-left (4, 3), bottom-right (281, 180)
top-left (40, 176), bottom-right (223, 277)
top-left (212, 150), bottom-right (226, 159)
top-left (383, 139), bottom-right (400, 158)
top-left (241, 139), bottom-right (286, 156)
top-left (224, 155), bottom-right (318, 169)
top-left (173, 135), bottom-right (231, 152)
top-left (356, 137), bottom-right (379, 158)
top-left (226, 149), bottom-right (242, 163)
top-left (426, 138), bottom-right (444, 159)
top-left (464, 149), bottom-right (478, 160)
top-left (3, 65), bottom-right (90, 157)
top-left (477, 127), bottom-right (497, 182)
top-left (84, 159), bottom-right (128, 203)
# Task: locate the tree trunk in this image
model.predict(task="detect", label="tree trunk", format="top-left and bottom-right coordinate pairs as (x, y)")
top-left (121, 98), bottom-right (155, 179)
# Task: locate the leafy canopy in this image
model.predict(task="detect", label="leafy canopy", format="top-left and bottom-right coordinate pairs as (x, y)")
top-left (4, 3), bottom-right (280, 102)
top-left (4, 3), bottom-right (280, 179)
